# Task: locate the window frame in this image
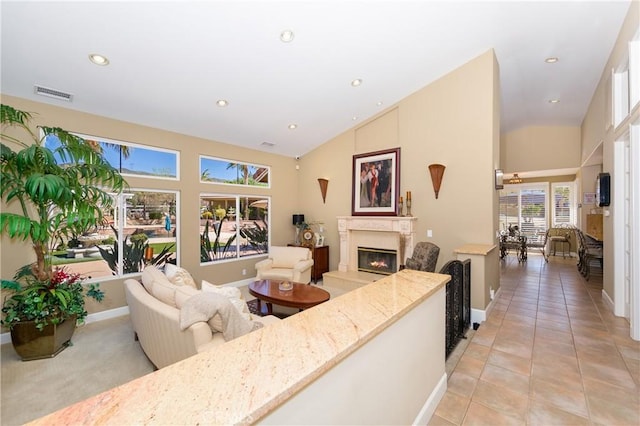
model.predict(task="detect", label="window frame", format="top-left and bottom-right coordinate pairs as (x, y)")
top-left (199, 155), bottom-right (270, 189)
top-left (199, 193), bottom-right (270, 265)
top-left (72, 132), bottom-right (180, 181)
top-left (551, 182), bottom-right (577, 226)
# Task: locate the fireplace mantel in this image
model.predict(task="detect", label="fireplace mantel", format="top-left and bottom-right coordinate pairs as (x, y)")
top-left (337, 216), bottom-right (417, 273)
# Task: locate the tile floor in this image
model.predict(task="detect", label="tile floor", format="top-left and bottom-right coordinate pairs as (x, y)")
top-left (430, 253), bottom-right (640, 425)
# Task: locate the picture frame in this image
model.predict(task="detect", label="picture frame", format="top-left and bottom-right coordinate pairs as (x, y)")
top-left (352, 147), bottom-right (400, 216)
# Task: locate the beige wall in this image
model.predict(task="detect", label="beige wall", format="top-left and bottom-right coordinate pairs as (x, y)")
top-left (1, 95), bottom-right (299, 314)
top-left (299, 50), bottom-right (501, 296)
top-left (501, 125), bottom-right (581, 173)
top-left (580, 0), bottom-right (639, 301)
top-left (2, 49), bottom-right (500, 315)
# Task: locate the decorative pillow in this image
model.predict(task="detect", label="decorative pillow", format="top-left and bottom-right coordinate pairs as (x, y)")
top-left (201, 280), bottom-right (251, 332)
top-left (201, 279), bottom-right (242, 299)
top-left (164, 264), bottom-right (197, 288)
top-left (174, 285), bottom-right (200, 309)
top-left (151, 279), bottom-right (177, 307)
top-left (141, 265), bottom-right (170, 293)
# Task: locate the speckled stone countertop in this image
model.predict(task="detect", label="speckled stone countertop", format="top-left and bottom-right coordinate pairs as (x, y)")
top-left (454, 243), bottom-right (497, 256)
top-left (29, 269), bottom-right (449, 425)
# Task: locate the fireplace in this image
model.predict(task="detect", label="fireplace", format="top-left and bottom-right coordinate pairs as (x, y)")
top-left (336, 216), bottom-right (417, 274)
top-left (358, 247), bottom-right (397, 275)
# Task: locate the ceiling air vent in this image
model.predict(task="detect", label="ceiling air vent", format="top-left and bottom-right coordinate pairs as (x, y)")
top-left (261, 142), bottom-right (275, 147)
top-left (34, 85), bottom-right (73, 102)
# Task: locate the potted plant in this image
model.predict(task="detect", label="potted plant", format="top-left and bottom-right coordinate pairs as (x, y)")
top-left (0, 104), bottom-right (126, 360)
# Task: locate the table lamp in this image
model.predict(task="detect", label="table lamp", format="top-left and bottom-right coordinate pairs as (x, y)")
top-left (292, 214), bottom-right (305, 244)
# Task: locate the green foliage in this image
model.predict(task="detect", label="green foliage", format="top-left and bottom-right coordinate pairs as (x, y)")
top-left (1, 104), bottom-right (126, 331)
top-left (200, 217), bottom-right (236, 262)
top-left (1, 267), bottom-right (104, 331)
top-left (214, 207), bottom-right (226, 220)
top-left (148, 211), bottom-right (163, 220)
top-left (0, 104), bottom-right (127, 281)
top-left (239, 219), bottom-right (268, 253)
top-left (97, 226), bottom-right (173, 275)
top-left (201, 211), bottom-right (213, 220)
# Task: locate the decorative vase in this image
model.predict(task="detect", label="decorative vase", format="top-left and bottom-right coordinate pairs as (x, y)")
top-left (10, 314), bottom-right (77, 361)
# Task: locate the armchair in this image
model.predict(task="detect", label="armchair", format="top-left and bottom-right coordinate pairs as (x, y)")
top-left (255, 246), bottom-right (314, 284)
top-left (405, 242), bottom-right (440, 273)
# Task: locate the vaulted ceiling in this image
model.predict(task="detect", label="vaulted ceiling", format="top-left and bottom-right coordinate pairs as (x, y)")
top-left (0, 1), bottom-right (631, 158)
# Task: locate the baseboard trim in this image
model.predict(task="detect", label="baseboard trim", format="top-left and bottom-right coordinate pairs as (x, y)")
top-left (219, 277), bottom-right (257, 288)
top-left (413, 372), bottom-right (447, 425)
top-left (1, 306), bottom-right (130, 345)
top-left (470, 287), bottom-right (501, 325)
top-left (602, 288), bottom-right (615, 314)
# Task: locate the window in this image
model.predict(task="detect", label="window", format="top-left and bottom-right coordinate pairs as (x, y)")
top-left (200, 194), bottom-right (269, 263)
top-left (200, 156), bottom-right (269, 188)
top-left (499, 184), bottom-right (548, 240)
top-left (56, 189), bottom-right (179, 281)
top-left (46, 133), bottom-right (179, 180)
top-left (551, 183), bottom-right (576, 226)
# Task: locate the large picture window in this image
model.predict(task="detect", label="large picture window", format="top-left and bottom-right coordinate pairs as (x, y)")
top-left (200, 194), bottom-right (269, 263)
top-left (46, 133), bottom-right (179, 180)
top-left (46, 189), bottom-right (179, 282)
top-left (200, 156), bottom-right (269, 188)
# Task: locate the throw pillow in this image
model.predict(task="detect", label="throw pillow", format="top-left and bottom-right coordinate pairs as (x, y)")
top-left (174, 285), bottom-right (200, 309)
top-left (151, 279), bottom-right (177, 307)
top-left (201, 280), bottom-right (251, 332)
top-left (201, 279), bottom-right (242, 299)
top-left (164, 263), bottom-right (197, 288)
top-left (141, 265), bottom-right (172, 293)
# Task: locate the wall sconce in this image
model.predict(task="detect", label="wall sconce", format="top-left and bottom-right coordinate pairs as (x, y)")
top-left (509, 173), bottom-right (523, 184)
top-left (495, 169), bottom-right (504, 189)
top-left (317, 178), bottom-right (329, 203)
top-left (428, 164), bottom-right (446, 199)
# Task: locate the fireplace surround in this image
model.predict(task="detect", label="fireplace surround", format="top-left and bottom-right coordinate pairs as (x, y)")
top-left (336, 216), bottom-right (417, 274)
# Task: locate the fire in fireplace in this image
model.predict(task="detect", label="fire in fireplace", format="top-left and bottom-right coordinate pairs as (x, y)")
top-left (357, 247), bottom-right (397, 275)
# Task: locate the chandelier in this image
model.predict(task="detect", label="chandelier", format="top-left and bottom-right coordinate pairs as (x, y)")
top-left (509, 173), bottom-right (523, 184)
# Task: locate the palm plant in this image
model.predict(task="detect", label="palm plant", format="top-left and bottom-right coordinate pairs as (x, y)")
top-left (0, 104), bottom-right (126, 331)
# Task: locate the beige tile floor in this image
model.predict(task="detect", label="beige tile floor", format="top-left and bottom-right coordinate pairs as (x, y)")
top-left (430, 253), bottom-right (640, 426)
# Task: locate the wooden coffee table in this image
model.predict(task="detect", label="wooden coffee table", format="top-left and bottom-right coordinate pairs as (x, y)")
top-left (248, 279), bottom-right (330, 315)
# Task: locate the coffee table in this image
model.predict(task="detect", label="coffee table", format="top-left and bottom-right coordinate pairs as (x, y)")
top-left (248, 279), bottom-right (330, 315)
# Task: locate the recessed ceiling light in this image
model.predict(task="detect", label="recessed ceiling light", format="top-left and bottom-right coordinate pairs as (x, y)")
top-left (376, 101), bottom-right (383, 106)
top-left (88, 53), bottom-right (109, 66)
top-left (288, 124), bottom-right (297, 130)
top-left (216, 100), bottom-right (228, 107)
top-left (280, 29), bottom-right (294, 43)
top-left (545, 57), bottom-right (559, 63)
top-left (549, 99), bottom-right (560, 104)
top-left (352, 116), bottom-right (358, 121)
top-left (351, 79), bottom-right (362, 87)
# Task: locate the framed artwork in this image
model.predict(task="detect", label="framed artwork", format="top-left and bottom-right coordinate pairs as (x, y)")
top-left (352, 147), bottom-right (400, 216)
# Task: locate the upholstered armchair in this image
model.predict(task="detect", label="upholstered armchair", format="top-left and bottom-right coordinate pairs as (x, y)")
top-left (405, 242), bottom-right (440, 273)
top-left (255, 246), bottom-right (314, 284)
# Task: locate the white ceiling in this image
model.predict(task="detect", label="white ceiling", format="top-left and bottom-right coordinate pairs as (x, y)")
top-left (0, 1), bottom-right (631, 159)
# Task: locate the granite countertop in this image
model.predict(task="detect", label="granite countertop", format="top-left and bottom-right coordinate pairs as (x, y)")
top-left (29, 269), bottom-right (449, 425)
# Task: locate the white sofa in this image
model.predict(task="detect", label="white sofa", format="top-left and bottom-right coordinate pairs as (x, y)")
top-left (255, 246), bottom-right (314, 284)
top-left (124, 266), bottom-right (279, 369)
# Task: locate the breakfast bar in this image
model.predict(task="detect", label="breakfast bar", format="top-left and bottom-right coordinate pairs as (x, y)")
top-left (29, 269), bottom-right (449, 425)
